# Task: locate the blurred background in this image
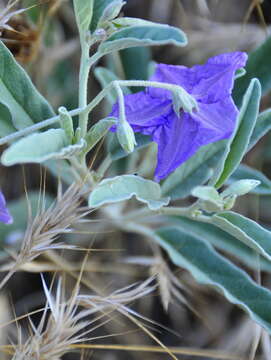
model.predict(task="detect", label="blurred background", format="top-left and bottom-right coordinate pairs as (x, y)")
top-left (0, 1), bottom-right (271, 359)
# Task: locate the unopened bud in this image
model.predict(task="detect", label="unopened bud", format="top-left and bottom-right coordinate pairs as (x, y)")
top-left (117, 121), bottom-right (137, 153)
top-left (223, 195), bottom-right (237, 210)
top-left (99, 1), bottom-right (126, 26)
top-left (221, 179), bottom-right (261, 198)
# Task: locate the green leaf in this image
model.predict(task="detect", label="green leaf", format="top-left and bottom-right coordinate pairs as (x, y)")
top-left (1, 129), bottom-right (86, 165)
top-left (84, 117), bottom-right (117, 154)
top-left (161, 141), bottom-right (226, 200)
top-left (167, 217), bottom-right (271, 272)
top-left (98, 0), bottom-right (125, 26)
top-left (89, 174), bottom-right (170, 210)
top-left (73, 0), bottom-right (94, 33)
top-left (229, 164), bottom-right (271, 195)
top-left (248, 109), bottom-right (271, 151)
top-left (212, 211), bottom-right (271, 262)
top-left (90, 0), bottom-right (115, 32)
top-left (191, 186), bottom-right (222, 207)
top-left (98, 24), bottom-right (187, 55)
top-left (155, 226), bottom-right (271, 333)
top-left (234, 37), bottom-right (271, 107)
top-left (108, 133), bottom-right (151, 161)
top-left (94, 67), bottom-right (131, 105)
top-left (0, 41), bottom-right (55, 130)
top-left (213, 79), bottom-right (261, 188)
top-left (59, 106), bottom-right (74, 142)
top-left (0, 103), bottom-right (16, 137)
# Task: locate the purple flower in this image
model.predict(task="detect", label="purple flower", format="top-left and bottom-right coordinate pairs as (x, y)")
top-left (0, 191), bottom-right (13, 224)
top-left (110, 52), bottom-right (247, 181)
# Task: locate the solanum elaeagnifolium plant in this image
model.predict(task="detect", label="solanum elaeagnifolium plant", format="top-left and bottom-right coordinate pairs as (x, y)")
top-left (2, 0), bottom-right (271, 336)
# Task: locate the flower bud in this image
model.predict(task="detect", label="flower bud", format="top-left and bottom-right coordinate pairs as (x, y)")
top-left (116, 121), bottom-right (137, 153)
top-left (221, 179), bottom-right (261, 198)
top-left (223, 195), bottom-right (237, 210)
top-left (99, 1), bottom-right (126, 26)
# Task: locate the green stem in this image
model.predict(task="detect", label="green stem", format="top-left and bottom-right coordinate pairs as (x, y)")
top-left (123, 204), bottom-right (212, 224)
top-left (78, 44), bottom-right (91, 138)
top-left (0, 107), bottom-right (83, 146)
top-left (83, 79), bottom-right (196, 116)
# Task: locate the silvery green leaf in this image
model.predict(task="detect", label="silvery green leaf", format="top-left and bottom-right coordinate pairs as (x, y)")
top-left (229, 164), bottom-right (271, 195)
top-left (1, 129), bottom-right (86, 165)
top-left (84, 117), bottom-right (117, 154)
top-left (192, 186), bottom-right (223, 212)
top-left (90, 0), bottom-right (115, 32)
top-left (98, 0), bottom-right (125, 26)
top-left (221, 179), bottom-right (260, 198)
top-left (0, 41), bottom-right (54, 130)
top-left (73, 0), bottom-right (94, 33)
top-left (0, 102), bottom-right (16, 137)
top-left (212, 211), bottom-right (271, 262)
top-left (192, 186), bottom-right (221, 204)
top-left (248, 109), bottom-right (271, 151)
top-left (59, 106), bottom-right (74, 142)
top-left (98, 24), bottom-right (187, 55)
top-left (155, 226), bottom-right (271, 334)
top-left (112, 17), bottom-right (166, 28)
top-left (89, 174), bottom-right (170, 210)
top-left (168, 217), bottom-right (271, 273)
top-left (211, 79), bottom-right (261, 188)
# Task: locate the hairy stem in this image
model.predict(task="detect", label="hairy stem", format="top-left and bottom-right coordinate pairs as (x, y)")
top-left (78, 44), bottom-right (91, 138)
top-left (0, 107), bottom-right (83, 146)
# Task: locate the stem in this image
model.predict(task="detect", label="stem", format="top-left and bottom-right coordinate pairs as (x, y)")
top-left (0, 107), bottom-right (83, 146)
top-left (78, 44), bottom-right (91, 138)
top-left (123, 204), bottom-right (212, 224)
top-left (84, 79), bottom-right (195, 116)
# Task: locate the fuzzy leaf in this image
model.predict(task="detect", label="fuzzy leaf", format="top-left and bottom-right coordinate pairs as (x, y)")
top-left (212, 211), bottom-right (271, 262)
top-left (212, 79), bottom-right (261, 188)
top-left (1, 129), bottom-right (86, 165)
top-left (168, 217), bottom-right (271, 273)
top-left (90, 0), bottom-right (115, 32)
top-left (229, 165), bottom-right (271, 195)
top-left (98, 24), bottom-right (187, 55)
top-left (248, 109), bottom-right (271, 151)
top-left (0, 102), bottom-right (16, 137)
top-left (89, 174), bottom-right (170, 210)
top-left (84, 117), bottom-right (117, 154)
top-left (0, 42), bottom-right (54, 130)
top-left (155, 226), bottom-right (271, 334)
top-left (73, 0), bottom-right (94, 33)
